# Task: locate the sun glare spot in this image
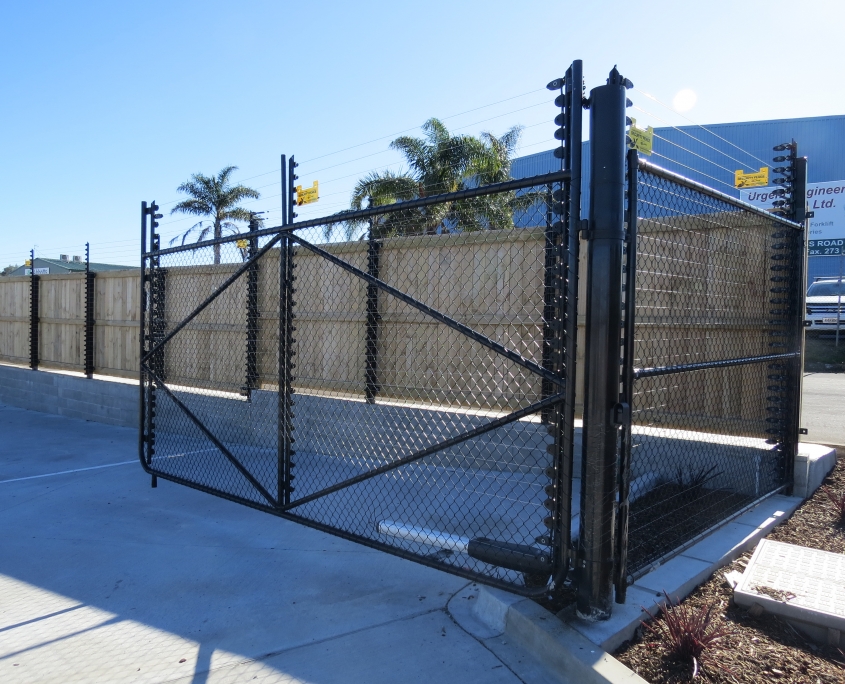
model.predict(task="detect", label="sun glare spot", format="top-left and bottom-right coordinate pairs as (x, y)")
top-left (672, 89), bottom-right (697, 113)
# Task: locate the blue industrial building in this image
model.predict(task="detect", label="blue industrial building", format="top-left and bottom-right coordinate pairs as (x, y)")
top-left (511, 114), bottom-right (845, 283)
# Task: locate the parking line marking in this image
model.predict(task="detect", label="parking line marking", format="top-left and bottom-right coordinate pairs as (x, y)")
top-left (0, 460), bottom-right (137, 484)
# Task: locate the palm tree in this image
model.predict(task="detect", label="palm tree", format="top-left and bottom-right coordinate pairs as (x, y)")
top-left (170, 166), bottom-right (260, 264)
top-left (333, 119), bottom-right (530, 241)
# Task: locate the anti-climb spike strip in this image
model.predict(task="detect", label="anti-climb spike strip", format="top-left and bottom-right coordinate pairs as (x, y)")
top-left (764, 141), bottom-right (798, 447)
top-left (282, 237), bottom-right (297, 502)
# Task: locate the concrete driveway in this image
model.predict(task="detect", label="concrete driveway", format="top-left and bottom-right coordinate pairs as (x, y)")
top-left (802, 372), bottom-right (845, 447)
top-left (0, 403), bottom-right (540, 683)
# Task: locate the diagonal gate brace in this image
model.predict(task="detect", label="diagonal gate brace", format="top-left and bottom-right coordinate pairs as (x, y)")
top-left (144, 365), bottom-right (277, 506)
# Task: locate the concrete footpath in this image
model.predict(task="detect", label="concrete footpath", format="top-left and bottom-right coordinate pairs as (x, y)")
top-left (801, 372), bottom-right (845, 448)
top-left (0, 403), bottom-right (564, 684)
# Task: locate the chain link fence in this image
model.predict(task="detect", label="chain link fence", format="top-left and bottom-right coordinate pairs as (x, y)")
top-left (619, 158), bottom-right (804, 581)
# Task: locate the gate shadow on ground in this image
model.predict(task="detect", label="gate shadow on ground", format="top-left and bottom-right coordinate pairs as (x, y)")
top-left (0, 405), bottom-right (521, 684)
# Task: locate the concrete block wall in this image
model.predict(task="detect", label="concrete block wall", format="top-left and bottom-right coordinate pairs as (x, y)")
top-left (0, 364), bottom-right (138, 428)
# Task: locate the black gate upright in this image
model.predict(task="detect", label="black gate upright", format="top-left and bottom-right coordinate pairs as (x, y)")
top-left (139, 66), bottom-right (584, 597)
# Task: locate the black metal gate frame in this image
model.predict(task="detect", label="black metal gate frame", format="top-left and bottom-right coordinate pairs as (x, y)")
top-left (613, 153), bottom-right (806, 596)
top-left (139, 165), bottom-right (580, 596)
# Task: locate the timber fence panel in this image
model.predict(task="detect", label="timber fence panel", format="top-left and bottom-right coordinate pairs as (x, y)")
top-left (0, 276), bottom-right (30, 365)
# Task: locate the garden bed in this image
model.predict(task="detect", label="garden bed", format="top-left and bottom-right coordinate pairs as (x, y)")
top-left (614, 455), bottom-right (845, 683)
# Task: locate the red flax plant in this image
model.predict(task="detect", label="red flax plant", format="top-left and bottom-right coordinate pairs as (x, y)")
top-left (642, 591), bottom-right (731, 677)
top-left (823, 486), bottom-right (845, 524)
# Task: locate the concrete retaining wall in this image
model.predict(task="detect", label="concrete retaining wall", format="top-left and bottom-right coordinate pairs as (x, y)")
top-left (0, 364), bottom-right (138, 427)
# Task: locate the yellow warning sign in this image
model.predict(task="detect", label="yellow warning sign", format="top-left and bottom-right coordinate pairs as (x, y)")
top-left (735, 167), bottom-right (769, 188)
top-left (296, 180), bottom-right (319, 206)
top-left (628, 118), bottom-right (653, 156)
top-left (236, 239), bottom-right (248, 250)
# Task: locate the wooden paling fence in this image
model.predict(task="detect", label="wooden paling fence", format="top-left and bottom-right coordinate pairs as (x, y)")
top-left (0, 212), bottom-right (774, 425)
top-left (0, 270), bottom-right (140, 378)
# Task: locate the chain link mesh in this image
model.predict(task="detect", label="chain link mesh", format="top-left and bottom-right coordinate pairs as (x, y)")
top-left (623, 162), bottom-right (803, 579)
top-left (140, 177), bottom-right (577, 593)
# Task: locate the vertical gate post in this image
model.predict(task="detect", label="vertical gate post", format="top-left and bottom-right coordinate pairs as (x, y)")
top-left (577, 67), bottom-right (629, 620)
top-left (84, 242), bottom-right (96, 378)
top-left (139, 203), bottom-right (148, 471)
top-left (542, 60), bottom-right (584, 593)
top-left (615, 148), bottom-right (638, 603)
top-left (278, 155), bottom-right (297, 507)
top-left (365, 204), bottom-right (381, 404)
top-left (244, 213), bottom-right (261, 399)
top-left (787, 152), bottom-right (808, 490)
top-left (29, 249), bottom-right (39, 371)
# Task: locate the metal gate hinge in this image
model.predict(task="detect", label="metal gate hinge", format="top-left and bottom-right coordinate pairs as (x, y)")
top-left (579, 220), bottom-right (592, 241)
top-left (799, 427), bottom-right (808, 435)
top-left (612, 402), bottom-right (631, 426)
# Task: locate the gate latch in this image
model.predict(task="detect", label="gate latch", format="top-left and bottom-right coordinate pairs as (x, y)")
top-left (799, 427), bottom-right (808, 435)
top-left (613, 402), bottom-right (631, 426)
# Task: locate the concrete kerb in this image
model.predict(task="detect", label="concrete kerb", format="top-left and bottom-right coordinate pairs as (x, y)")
top-left (462, 465), bottom-right (834, 682)
top-left (448, 584), bottom-right (647, 684)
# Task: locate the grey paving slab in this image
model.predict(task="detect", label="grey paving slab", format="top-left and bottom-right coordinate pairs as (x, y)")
top-left (0, 403), bottom-right (536, 684)
top-left (802, 372), bottom-right (845, 447)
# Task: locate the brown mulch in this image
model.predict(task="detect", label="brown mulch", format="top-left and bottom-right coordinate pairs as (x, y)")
top-left (614, 454), bottom-right (845, 683)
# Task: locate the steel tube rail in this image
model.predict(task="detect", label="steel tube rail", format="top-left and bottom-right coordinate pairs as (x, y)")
top-left (633, 351), bottom-right (800, 380)
top-left (638, 158), bottom-right (802, 230)
top-left (146, 170), bottom-right (573, 258)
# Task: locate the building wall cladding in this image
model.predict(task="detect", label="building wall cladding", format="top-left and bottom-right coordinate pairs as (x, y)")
top-left (511, 114), bottom-right (845, 282)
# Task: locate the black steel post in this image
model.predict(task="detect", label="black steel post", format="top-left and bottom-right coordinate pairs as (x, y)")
top-left (277, 156), bottom-right (297, 507)
top-left (577, 67), bottom-right (629, 620)
top-left (615, 148), bottom-right (638, 602)
top-left (539, 59), bottom-right (584, 595)
top-left (365, 205), bottom-right (381, 404)
top-left (281, 154), bottom-right (287, 227)
top-left (147, 202), bottom-right (163, 488)
top-left (29, 249), bottom-right (39, 370)
top-left (243, 213), bottom-right (261, 399)
top-left (558, 59), bottom-right (583, 588)
top-left (84, 242), bottom-right (96, 378)
top-left (139, 203), bottom-right (148, 472)
top-left (787, 153), bottom-right (808, 491)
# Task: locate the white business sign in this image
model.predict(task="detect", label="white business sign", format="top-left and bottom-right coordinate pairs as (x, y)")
top-left (741, 180), bottom-right (845, 256)
top-left (24, 268), bottom-right (50, 275)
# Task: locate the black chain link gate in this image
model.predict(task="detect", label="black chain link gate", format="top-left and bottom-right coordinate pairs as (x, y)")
top-left (139, 66), bottom-right (584, 596)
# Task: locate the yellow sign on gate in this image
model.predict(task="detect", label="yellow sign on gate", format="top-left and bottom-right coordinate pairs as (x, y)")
top-left (734, 167), bottom-right (769, 188)
top-left (628, 118), bottom-right (653, 156)
top-left (296, 180), bottom-right (319, 206)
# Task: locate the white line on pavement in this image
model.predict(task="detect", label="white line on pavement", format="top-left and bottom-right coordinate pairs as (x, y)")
top-left (0, 460), bottom-right (137, 484)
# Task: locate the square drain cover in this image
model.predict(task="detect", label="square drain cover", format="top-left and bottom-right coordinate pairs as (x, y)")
top-left (734, 539), bottom-right (845, 632)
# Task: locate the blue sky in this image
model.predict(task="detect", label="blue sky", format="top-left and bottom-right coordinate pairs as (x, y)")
top-left (1, 0), bottom-right (842, 267)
